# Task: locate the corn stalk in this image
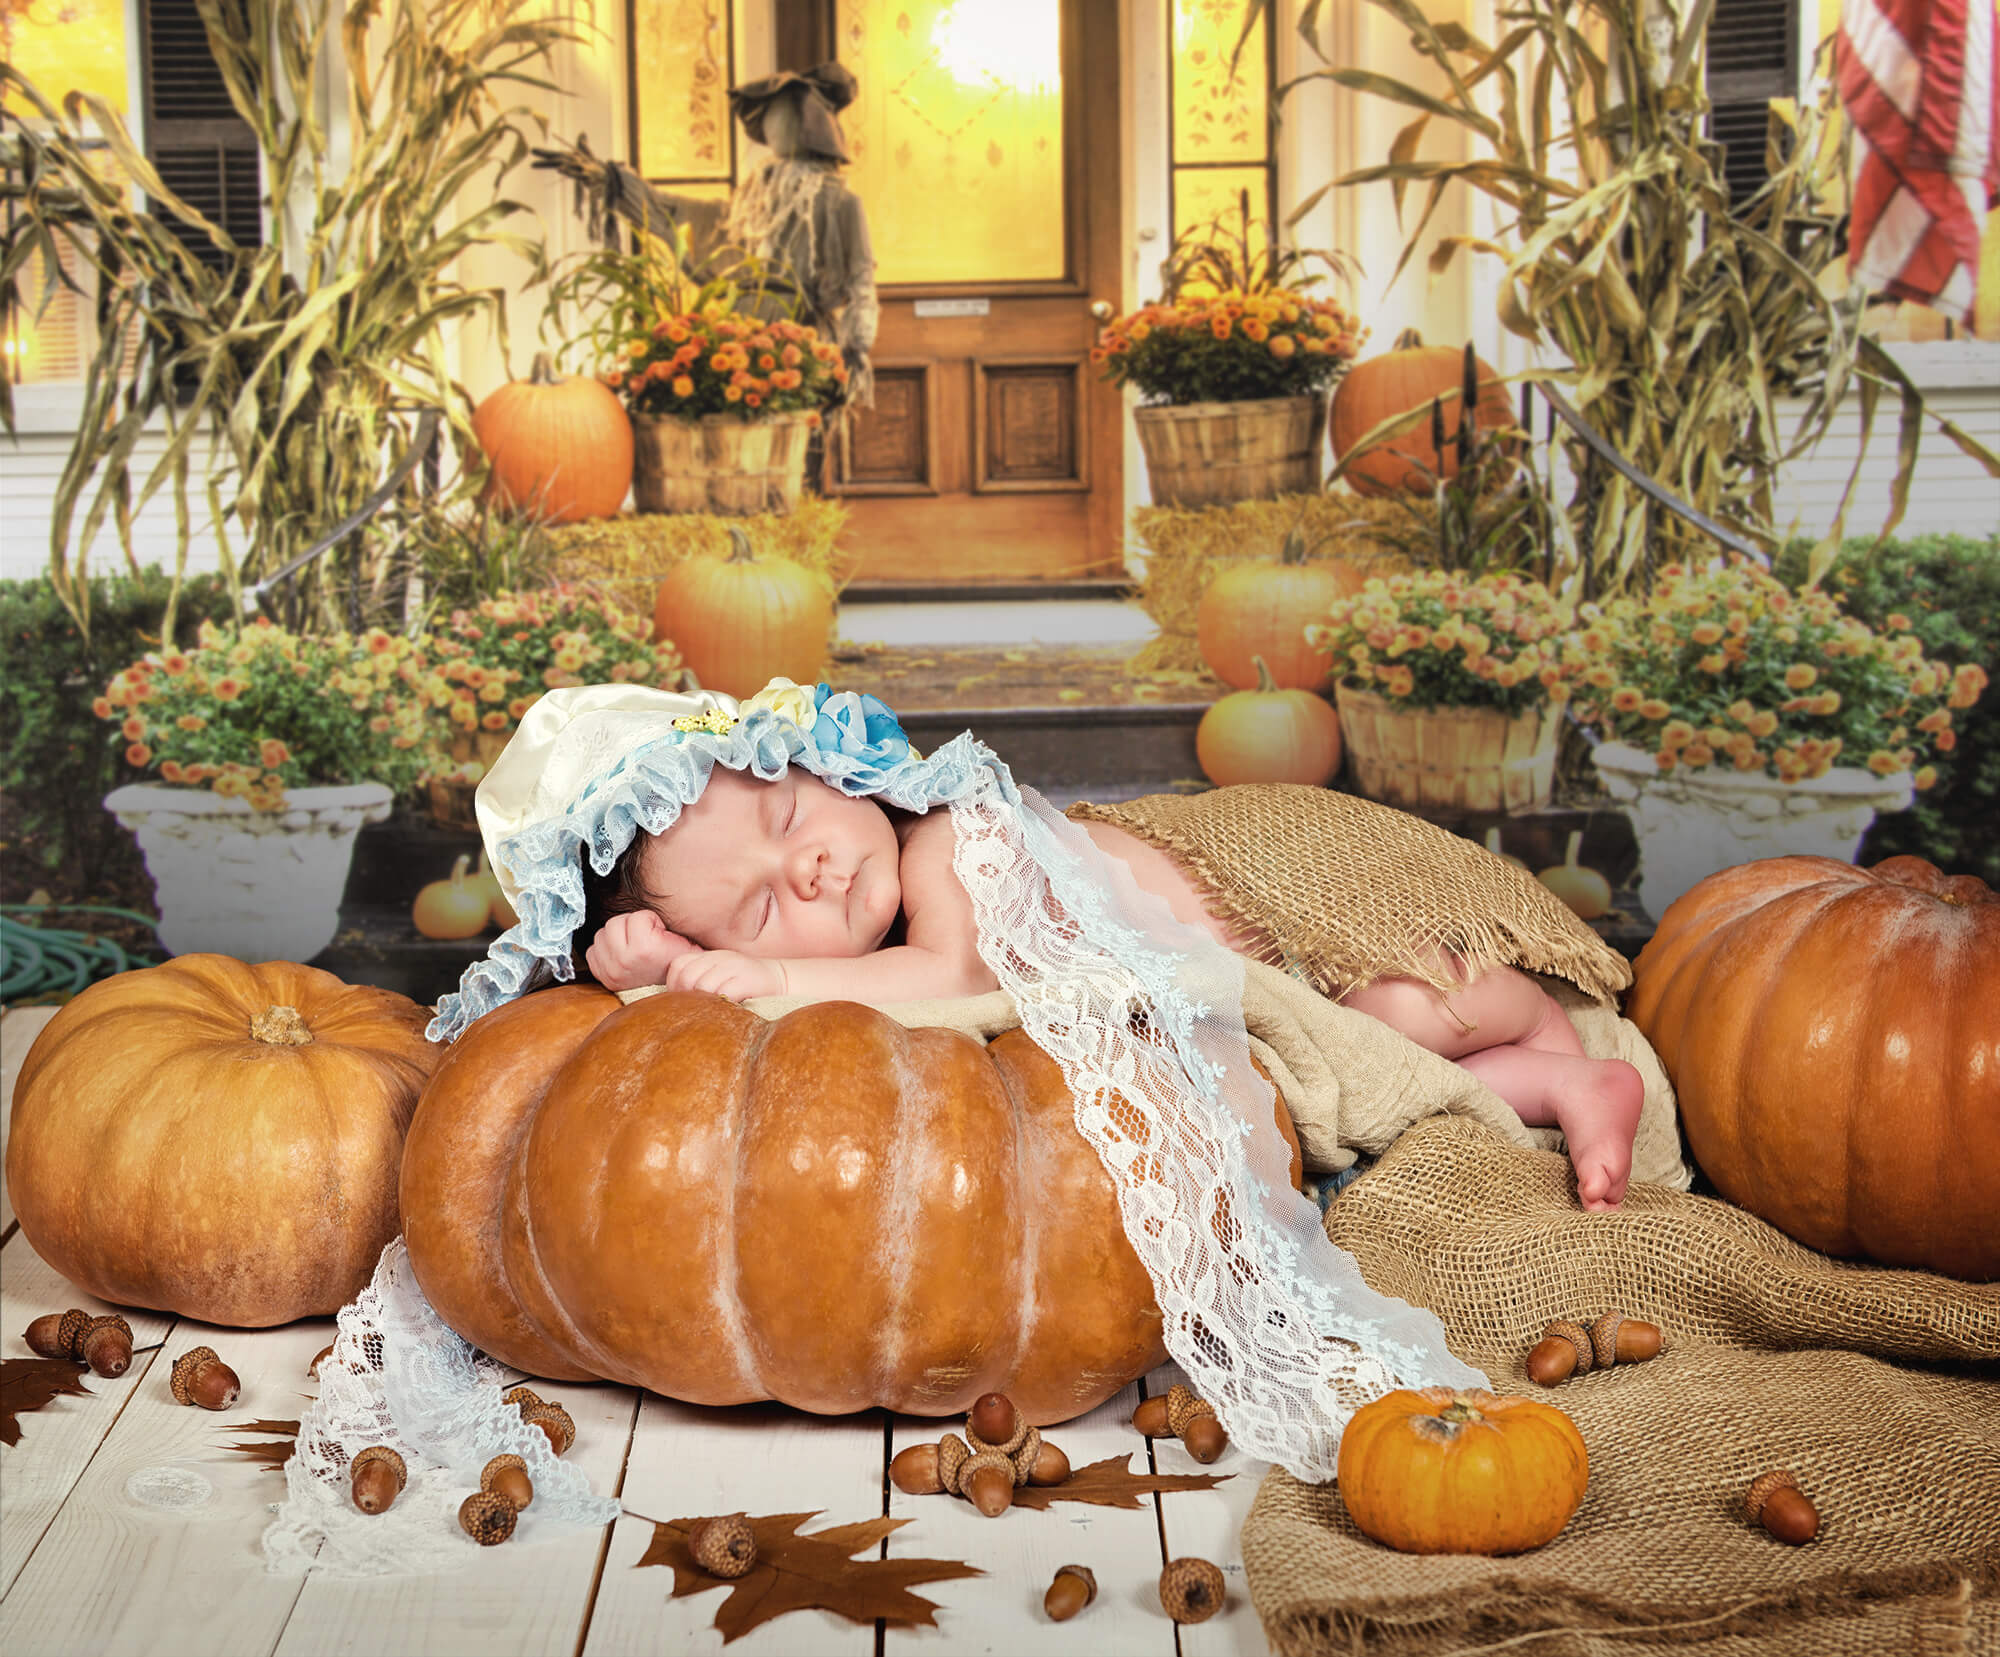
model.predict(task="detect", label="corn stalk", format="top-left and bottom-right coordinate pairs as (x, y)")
top-left (1253, 0), bottom-right (1999, 595)
top-left (0, 0), bottom-right (575, 643)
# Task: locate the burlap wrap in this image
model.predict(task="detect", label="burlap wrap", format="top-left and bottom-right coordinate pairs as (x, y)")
top-left (1243, 1116), bottom-right (2000, 1657)
top-left (1067, 784), bottom-right (1634, 1004)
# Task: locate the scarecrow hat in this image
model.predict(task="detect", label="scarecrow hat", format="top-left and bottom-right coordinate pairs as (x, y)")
top-left (728, 61), bottom-right (858, 163)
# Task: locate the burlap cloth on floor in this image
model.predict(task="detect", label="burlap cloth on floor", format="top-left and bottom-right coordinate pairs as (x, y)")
top-left (1242, 1115), bottom-right (2000, 1657)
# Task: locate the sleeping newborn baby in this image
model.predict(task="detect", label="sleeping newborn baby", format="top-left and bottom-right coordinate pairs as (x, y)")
top-left (579, 766), bottom-right (1644, 1208)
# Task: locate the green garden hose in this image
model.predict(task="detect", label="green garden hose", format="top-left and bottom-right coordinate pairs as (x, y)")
top-left (0, 905), bottom-right (166, 1005)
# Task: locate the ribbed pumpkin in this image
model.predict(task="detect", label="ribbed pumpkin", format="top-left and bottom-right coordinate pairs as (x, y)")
top-left (653, 527), bottom-right (834, 699)
top-left (399, 986), bottom-right (1300, 1422)
top-left (6, 955), bottom-right (441, 1325)
top-left (1196, 657), bottom-right (1343, 787)
top-left (1337, 1388), bottom-right (1589, 1555)
top-left (1328, 330), bottom-right (1514, 497)
top-left (1626, 855), bottom-right (2000, 1281)
top-left (1196, 525), bottom-right (1362, 691)
top-left (474, 351), bottom-right (634, 523)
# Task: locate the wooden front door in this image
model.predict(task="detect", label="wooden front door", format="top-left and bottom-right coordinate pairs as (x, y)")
top-left (786, 0), bottom-right (1123, 584)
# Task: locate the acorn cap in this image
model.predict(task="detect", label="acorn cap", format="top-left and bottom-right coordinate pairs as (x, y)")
top-left (1590, 1313), bottom-right (1626, 1369)
top-left (521, 1399), bottom-right (575, 1455)
top-left (502, 1385), bottom-right (543, 1410)
top-left (936, 1431), bottom-right (970, 1495)
top-left (351, 1445), bottom-right (408, 1492)
top-left (459, 1489), bottom-right (518, 1545)
top-left (690, 1512), bottom-right (759, 1578)
top-left (1009, 1425), bottom-right (1044, 1486)
top-left (58, 1308), bottom-right (93, 1358)
top-left (1166, 1384), bottom-right (1216, 1437)
top-left (1745, 1468), bottom-right (1801, 1524)
top-left (1159, 1556), bottom-right (1227, 1624)
top-left (170, 1345), bottom-right (221, 1406)
top-left (1544, 1320), bottom-right (1595, 1375)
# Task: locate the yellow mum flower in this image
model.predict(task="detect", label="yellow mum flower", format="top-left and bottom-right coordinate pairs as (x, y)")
top-left (1784, 663), bottom-right (1817, 690)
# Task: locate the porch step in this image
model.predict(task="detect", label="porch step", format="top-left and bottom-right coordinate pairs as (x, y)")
top-left (836, 596), bottom-right (1157, 650)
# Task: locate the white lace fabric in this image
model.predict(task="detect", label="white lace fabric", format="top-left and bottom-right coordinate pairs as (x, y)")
top-left (262, 1241), bottom-right (618, 1578)
top-left (951, 776), bottom-right (1487, 1479)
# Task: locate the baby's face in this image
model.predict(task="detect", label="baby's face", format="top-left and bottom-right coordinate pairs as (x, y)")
top-left (641, 766), bottom-right (901, 958)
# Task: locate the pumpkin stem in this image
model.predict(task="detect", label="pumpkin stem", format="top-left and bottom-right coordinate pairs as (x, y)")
top-left (449, 852), bottom-right (471, 888)
top-left (726, 526), bottom-right (755, 564)
top-left (1393, 327), bottom-right (1425, 351)
top-left (528, 351), bottom-right (559, 386)
top-left (250, 1004), bottom-right (314, 1046)
top-left (1251, 654), bottom-right (1279, 695)
top-left (1565, 829), bottom-right (1584, 870)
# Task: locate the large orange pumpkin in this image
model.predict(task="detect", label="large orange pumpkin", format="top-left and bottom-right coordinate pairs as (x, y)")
top-left (474, 351), bottom-right (634, 524)
top-left (400, 986), bottom-right (1300, 1422)
top-left (1627, 855), bottom-right (2000, 1281)
top-left (1195, 657), bottom-right (1343, 787)
top-left (653, 528), bottom-right (835, 699)
top-left (1196, 526), bottom-right (1362, 692)
top-left (1328, 331), bottom-right (1515, 498)
top-left (6, 956), bottom-right (442, 1325)
top-left (1337, 1388), bottom-right (1589, 1555)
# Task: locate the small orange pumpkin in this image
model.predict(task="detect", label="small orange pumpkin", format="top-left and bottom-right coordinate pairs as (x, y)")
top-left (654, 527), bottom-right (835, 700)
top-left (472, 849), bottom-right (519, 931)
top-left (1337, 1388), bottom-right (1589, 1555)
top-left (474, 351), bottom-right (634, 524)
top-left (1329, 330), bottom-right (1514, 497)
top-left (1196, 524), bottom-right (1362, 692)
top-left (1196, 656), bottom-right (1343, 787)
top-left (413, 853), bottom-right (491, 940)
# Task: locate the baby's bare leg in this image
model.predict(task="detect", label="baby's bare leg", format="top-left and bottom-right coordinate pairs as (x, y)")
top-left (1340, 959), bottom-right (1644, 1211)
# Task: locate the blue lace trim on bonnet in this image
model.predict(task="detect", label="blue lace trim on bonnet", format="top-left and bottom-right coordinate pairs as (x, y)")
top-left (425, 694), bottom-right (1006, 1045)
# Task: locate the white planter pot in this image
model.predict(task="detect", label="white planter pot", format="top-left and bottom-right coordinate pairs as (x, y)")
top-left (105, 782), bottom-right (393, 964)
top-left (1591, 742), bottom-right (1914, 921)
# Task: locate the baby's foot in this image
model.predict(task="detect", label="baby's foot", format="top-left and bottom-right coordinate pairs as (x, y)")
top-left (1552, 1059), bottom-right (1645, 1211)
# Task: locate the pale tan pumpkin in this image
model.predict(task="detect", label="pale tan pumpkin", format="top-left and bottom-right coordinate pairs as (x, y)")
top-left (1337, 1388), bottom-right (1589, 1555)
top-left (1538, 830), bottom-right (1612, 921)
top-left (1196, 528), bottom-right (1362, 692)
top-left (1328, 330), bottom-right (1515, 498)
top-left (653, 528), bottom-right (834, 699)
top-left (399, 986), bottom-right (1300, 1422)
top-left (6, 955), bottom-right (441, 1325)
top-left (474, 352), bottom-right (634, 524)
top-left (1195, 657), bottom-right (1343, 787)
top-left (413, 853), bottom-right (491, 940)
top-left (1627, 854), bottom-right (1999, 1280)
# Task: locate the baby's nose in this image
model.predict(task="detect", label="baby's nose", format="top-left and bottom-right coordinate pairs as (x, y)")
top-left (787, 845), bottom-right (831, 897)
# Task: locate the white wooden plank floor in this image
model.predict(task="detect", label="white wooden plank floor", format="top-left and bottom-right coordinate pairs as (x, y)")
top-left (0, 1004), bottom-right (1274, 1657)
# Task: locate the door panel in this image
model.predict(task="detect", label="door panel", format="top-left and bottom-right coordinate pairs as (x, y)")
top-left (817, 0), bottom-right (1123, 582)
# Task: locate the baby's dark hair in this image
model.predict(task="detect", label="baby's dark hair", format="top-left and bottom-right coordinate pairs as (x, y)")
top-left (573, 832), bottom-right (694, 981)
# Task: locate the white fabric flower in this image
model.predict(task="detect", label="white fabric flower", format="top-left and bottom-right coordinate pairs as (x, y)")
top-left (738, 676), bottom-right (819, 731)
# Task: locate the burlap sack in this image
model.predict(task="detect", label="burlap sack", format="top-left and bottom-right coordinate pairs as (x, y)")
top-left (1068, 784), bottom-right (1634, 1004)
top-left (1243, 1115), bottom-right (2000, 1657)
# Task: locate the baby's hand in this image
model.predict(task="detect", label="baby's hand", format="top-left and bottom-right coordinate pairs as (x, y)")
top-left (661, 947), bottom-right (787, 1002)
top-left (585, 909), bottom-right (697, 991)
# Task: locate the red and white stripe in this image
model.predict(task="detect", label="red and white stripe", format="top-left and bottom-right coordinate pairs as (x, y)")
top-left (1836, 0), bottom-right (1999, 322)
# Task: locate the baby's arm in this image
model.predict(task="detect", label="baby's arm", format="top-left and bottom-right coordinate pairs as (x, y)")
top-left (777, 812), bottom-right (999, 1003)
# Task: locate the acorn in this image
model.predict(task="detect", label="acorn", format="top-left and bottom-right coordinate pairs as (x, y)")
top-left (1525, 1319), bottom-right (1596, 1386)
top-left (169, 1346), bottom-right (240, 1410)
top-left (308, 1342), bottom-right (336, 1380)
top-left (1027, 1437), bottom-right (1071, 1486)
top-left (459, 1489), bottom-right (518, 1546)
top-left (890, 1442), bottom-right (944, 1496)
top-left (80, 1315), bottom-right (134, 1378)
top-left (689, 1512), bottom-right (758, 1578)
top-left (25, 1312), bottom-right (72, 1359)
top-left (966, 1391), bottom-right (1026, 1455)
top-left (1166, 1384), bottom-right (1228, 1463)
top-left (962, 1449), bottom-right (1016, 1517)
top-left (1132, 1394), bottom-right (1171, 1437)
top-left (57, 1307), bottom-right (93, 1358)
top-left (480, 1453), bottom-right (534, 1512)
top-left (1159, 1556), bottom-right (1227, 1624)
top-left (1044, 1563), bottom-right (1097, 1622)
top-left (1745, 1470), bottom-right (1820, 1545)
top-left (1590, 1313), bottom-right (1663, 1369)
top-left (520, 1399), bottom-right (575, 1455)
top-left (349, 1445), bottom-right (407, 1514)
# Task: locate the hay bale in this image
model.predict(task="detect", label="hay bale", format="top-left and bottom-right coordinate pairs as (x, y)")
top-left (543, 498), bottom-right (854, 620)
top-left (1127, 492), bottom-right (1420, 673)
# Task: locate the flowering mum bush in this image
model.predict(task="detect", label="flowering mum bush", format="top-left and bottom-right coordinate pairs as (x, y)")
top-left (1306, 569), bottom-right (1588, 716)
top-left (95, 617), bottom-right (432, 809)
top-left (604, 306), bottom-right (845, 421)
top-left (419, 584), bottom-right (683, 763)
top-left (1094, 289), bottom-right (1367, 405)
top-left (1567, 560), bottom-right (1987, 787)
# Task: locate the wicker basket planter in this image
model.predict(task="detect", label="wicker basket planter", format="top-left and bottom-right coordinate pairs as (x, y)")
top-left (1334, 686), bottom-right (1561, 813)
top-left (425, 729), bottom-right (511, 833)
top-left (1133, 394), bottom-right (1325, 508)
top-left (632, 411), bottom-right (814, 516)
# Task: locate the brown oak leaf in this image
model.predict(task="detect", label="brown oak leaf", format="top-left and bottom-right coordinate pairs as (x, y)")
top-left (1010, 1452), bottom-right (1231, 1510)
top-left (220, 1418), bottom-right (301, 1472)
top-left (637, 1510), bottom-right (983, 1643)
top-left (1, 1356), bottom-right (94, 1447)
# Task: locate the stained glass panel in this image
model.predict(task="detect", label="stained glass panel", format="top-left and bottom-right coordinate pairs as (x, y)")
top-left (835, 0), bottom-right (1067, 285)
top-left (1172, 0), bottom-right (1267, 165)
top-left (633, 0), bottom-right (732, 180)
top-left (1172, 164), bottom-right (1269, 265)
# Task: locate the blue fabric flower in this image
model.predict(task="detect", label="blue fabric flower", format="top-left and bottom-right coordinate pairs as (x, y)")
top-left (806, 684), bottom-right (913, 793)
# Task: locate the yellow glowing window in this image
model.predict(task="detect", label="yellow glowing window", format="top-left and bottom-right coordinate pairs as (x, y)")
top-left (835, 0), bottom-right (1067, 285)
top-left (631, 0), bottom-right (734, 183)
top-left (1, 0), bottom-right (130, 117)
top-left (1170, 0), bottom-right (1273, 275)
